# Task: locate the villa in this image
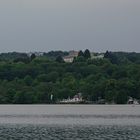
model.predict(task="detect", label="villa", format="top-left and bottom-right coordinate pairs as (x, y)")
top-left (63, 51), bottom-right (78, 63)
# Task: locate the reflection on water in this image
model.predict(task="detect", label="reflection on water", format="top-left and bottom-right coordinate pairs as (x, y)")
top-left (0, 105), bottom-right (139, 139)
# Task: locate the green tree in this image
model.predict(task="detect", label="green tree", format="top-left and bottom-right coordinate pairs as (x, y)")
top-left (78, 50), bottom-right (84, 57)
top-left (56, 56), bottom-right (64, 63)
top-left (105, 79), bottom-right (117, 103)
top-left (84, 49), bottom-right (91, 59)
top-left (115, 90), bottom-right (128, 104)
top-left (24, 75), bottom-right (33, 86)
top-left (30, 53), bottom-right (36, 61)
top-left (104, 51), bottom-right (118, 64)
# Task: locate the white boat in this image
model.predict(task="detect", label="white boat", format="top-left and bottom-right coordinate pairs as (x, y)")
top-left (58, 93), bottom-right (85, 104)
top-left (127, 97), bottom-right (139, 105)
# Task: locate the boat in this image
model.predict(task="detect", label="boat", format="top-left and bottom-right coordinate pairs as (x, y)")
top-left (127, 97), bottom-right (139, 105)
top-left (58, 93), bottom-right (85, 104)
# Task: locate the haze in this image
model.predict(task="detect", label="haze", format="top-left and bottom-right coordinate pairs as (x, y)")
top-left (0, 0), bottom-right (140, 52)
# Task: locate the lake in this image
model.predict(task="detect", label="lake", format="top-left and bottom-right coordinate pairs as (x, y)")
top-left (0, 105), bottom-right (140, 139)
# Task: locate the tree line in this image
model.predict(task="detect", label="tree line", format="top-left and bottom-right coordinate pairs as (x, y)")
top-left (0, 50), bottom-right (139, 104)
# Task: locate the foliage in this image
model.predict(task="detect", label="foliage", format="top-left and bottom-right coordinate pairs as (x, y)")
top-left (78, 50), bottom-right (84, 57)
top-left (0, 51), bottom-right (139, 104)
top-left (84, 49), bottom-right (91, 59)
top-left (30, 53), bottom-right (36, 61)
top-left (56, 56), bottom-right (64, 63)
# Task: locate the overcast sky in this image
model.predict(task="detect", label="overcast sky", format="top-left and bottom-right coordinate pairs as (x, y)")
top-left (0, 0), bottom-right (140, 52)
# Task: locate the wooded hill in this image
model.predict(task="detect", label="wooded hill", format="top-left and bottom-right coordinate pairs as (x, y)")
top-left (0, 50), bottom-right (139, 104)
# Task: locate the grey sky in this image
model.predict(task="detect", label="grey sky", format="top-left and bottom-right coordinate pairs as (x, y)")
top-left (0, 0), bottom-right (140, 52)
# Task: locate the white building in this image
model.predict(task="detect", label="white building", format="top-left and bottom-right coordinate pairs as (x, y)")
top-left (91, 53), bottom-right (104, 59)
top-left (63, 56), bottom-right (74, 63)
top-left (59, 93), bottom-right (84, 104)
top-left (63, 51), bottom-right (78, 63)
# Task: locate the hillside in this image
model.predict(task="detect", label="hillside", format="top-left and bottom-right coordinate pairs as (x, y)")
top-left (0, 50), bottom-right (139, 104)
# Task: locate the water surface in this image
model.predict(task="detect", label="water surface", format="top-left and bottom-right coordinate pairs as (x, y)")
top-left (0, 105), bottom-right (139, 139)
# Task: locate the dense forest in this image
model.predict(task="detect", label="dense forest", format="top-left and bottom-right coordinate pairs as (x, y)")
top-left (0, 50), bottom-right (139, 104)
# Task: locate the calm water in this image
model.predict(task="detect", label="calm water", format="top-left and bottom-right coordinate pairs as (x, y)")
top-left (0, 105), bottom-right (140, 139)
